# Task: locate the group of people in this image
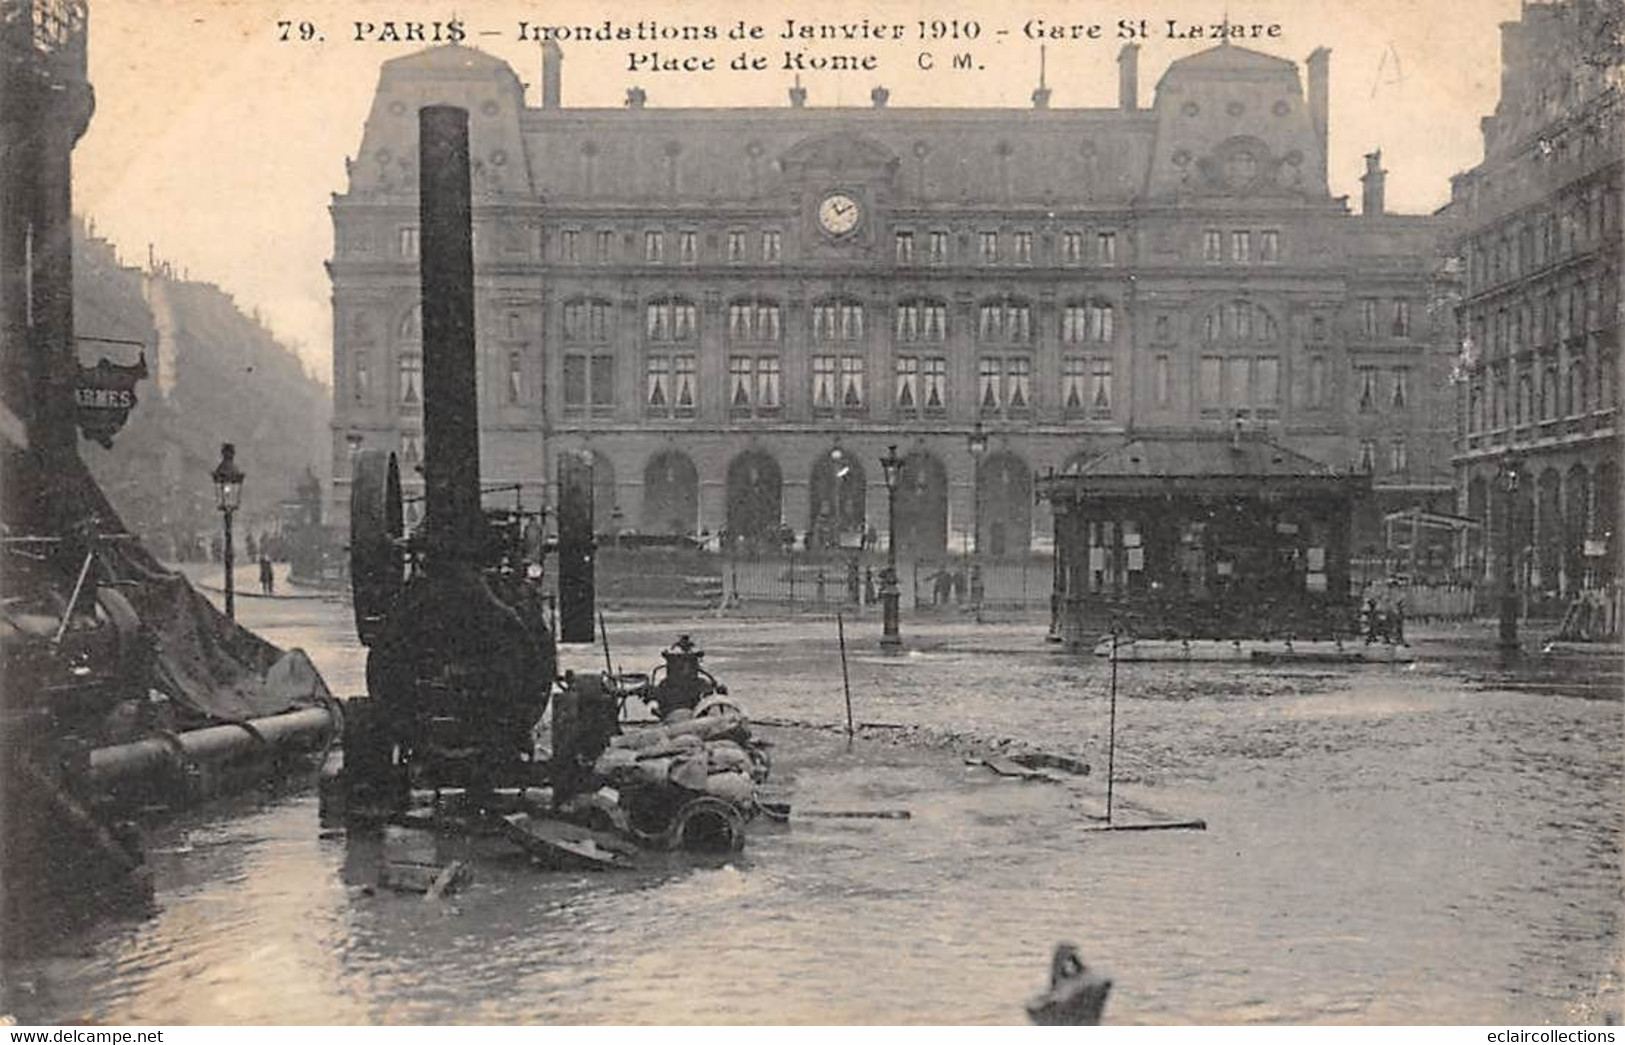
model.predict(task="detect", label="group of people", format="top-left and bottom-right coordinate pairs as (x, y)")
top-left (927, 564), bottom-right (985, 608)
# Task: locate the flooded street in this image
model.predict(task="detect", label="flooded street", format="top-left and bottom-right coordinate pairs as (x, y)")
top-left (4, 595), bottom-right (1620, 1025)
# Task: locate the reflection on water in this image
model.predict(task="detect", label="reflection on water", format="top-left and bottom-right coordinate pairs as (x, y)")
top-left (3, 608), bottom-right (1619, 1025)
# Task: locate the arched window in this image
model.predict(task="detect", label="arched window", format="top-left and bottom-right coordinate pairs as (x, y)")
top-left (1061, 299), bottom-right (1114, 343)
top-left (646, 297), bottom-right (698, 342)
top-left (563, 297), bottom-right (614, 342)
top-left (727, 297), bottom-right (782, 342)
top-left (1202, 300), bottom-right (1278, 342)
top-left (812, 297), bottom-right (865, 342)
top-left (396, 303), bottom-right (421, 342)
top-left (977, 296), bottom-right (1034, 342)
top-left (894, 297), bottom-right (948, 343)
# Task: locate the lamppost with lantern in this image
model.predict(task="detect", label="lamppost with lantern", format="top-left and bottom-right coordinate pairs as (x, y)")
top-left (967, 420), bottom-right (988, 623)
top-left (212, 442), bottom-right (245, 620)
top-left (879, 444), bottom-right (903, 649)
top-left (1498, 453), bottom-right (1522, 653)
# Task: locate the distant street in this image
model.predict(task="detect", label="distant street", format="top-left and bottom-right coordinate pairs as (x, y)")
top-left (3, 577), bottom-right (1618, 1024)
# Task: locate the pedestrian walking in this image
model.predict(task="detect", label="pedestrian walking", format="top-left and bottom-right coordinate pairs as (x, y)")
top-left (259, 553), bottom-right (275, 596)
top-left (864, 566), bottom-right (876, 606)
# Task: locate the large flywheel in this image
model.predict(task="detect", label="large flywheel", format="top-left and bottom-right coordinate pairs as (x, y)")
top-left (349, 449), bottom-right (405, 646)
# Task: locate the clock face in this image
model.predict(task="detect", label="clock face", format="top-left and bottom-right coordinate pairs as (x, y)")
top-left (818, 192), bottom-right (862, 236)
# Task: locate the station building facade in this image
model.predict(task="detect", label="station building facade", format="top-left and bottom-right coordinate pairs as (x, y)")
top-left (328, 40), bottom-right (1455, 560)
top-left (1446, 0), bottom-right (1621, 609)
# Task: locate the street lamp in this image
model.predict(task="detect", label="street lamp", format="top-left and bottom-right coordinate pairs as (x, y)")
top-left (879, 444), bottom-right (904, 649)
top-left (967, 420), bottom-right (989, 623)
top-left (212, 442), bottom-right (246, 620)
top-left (1498, 453), bottom-right (1521, 654)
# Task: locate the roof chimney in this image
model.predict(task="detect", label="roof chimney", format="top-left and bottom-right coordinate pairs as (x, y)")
top-left (541, 40), bottom-right (563, 108)
top-left (1361, 150), bottom-right (1387, 216)
top-left (871, 85), bottom-right (889, 108)
top-left (789, 75), bottom-right (807, 108)
top-left (625, 86), bottom-right (646, 109)
top-left (1118, 44), bottom-right (1139, 110)
top-left (1307, 48), bottom-right (1331, 175)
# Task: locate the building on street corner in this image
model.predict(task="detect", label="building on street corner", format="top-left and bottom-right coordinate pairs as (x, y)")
top-left (1445, 0), bottom-right (1622, 624)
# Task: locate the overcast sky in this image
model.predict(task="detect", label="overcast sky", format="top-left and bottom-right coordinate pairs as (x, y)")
top-left (73, 0), bottom-right (1523, 385)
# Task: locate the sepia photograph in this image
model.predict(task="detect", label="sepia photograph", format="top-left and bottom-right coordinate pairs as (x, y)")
top-left (0, 0), bottom-right (1621, 1027)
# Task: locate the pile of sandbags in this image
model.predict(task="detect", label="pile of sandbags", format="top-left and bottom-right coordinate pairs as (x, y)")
top-left (592, 699), bottom-right (770, 809)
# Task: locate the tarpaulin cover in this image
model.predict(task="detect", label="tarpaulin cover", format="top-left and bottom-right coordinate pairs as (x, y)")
top-left (2, 442), bottom-right (331, 725)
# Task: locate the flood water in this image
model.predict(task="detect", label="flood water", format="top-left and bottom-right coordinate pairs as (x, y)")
top-left (3, 598), bottom-right (1620, 1025)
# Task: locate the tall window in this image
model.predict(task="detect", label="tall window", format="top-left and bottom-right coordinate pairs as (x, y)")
top-left (895, 356), bottom-right (919, 412)
top-left (814, 298), bottom-right (865, 342)
top-left (399, 431), bottom-right (421, 469)
top-left (894, 230), bottom-right (915, 264)
top-left (677, 230), bottom-right (698, 264)
top-left (398, 227), bottom-right (419, 260)
top-left (895, 299), bottom-right (947, 342)
top-left (1154, 354), bottom-right (1171, 406)
top-left (1357, 367), bottom-right (1378, 412)
top-left (840, 356), bottom-right (866, 411)
top-left (761, 230), bottom-right (782, 262)
top-left (1097, 231), bottom-right (1118, 265)
top-left (1063, 357), bottom-right (1087, 414)
top-left (399, 355), bottom-right (421, 406)
top-left (1359, 439), bottom-right (1377, 472)
top-left (1231, 230), bottom-right (1252, 263)
top-left (1308, 356), bottom-right (1327, 407)
top-left (978, 230), bottom-right (999, 264)
top-left (596, 229), bottom-right (615, 263)
top-left (728, 355), bottom-right (781, 416)
top-left (979, 357), bottom-right (1002, 413)
top-left (646, 298), bottom-right (698, 342)
top-left (728, 298), bottom-right (781, 342)
top-left (1391, 299), bottom-right (1412, 338)
top-left (644, 230), bottom-right (664, 262)
top-left (1200, 355), bottom-right (1223, 406)
top-left (1260, 230), bottom-right (1280, 262)
top-left (506, 350), bottom-right (523, 404)
top-left (354, 349), bottom-right (370, 403)
top-left (1391, 366), bottom-right (1410, 409)
top-left (646, 353), bottom-right (697, 417)
top-left (1389, 438), bottom-right (1407, 473)
top-left (1062, 301), bottom-right (1114, 343)
top-left (563, 298), bottom-right (613, 342)
top-left (563, 353), bottom-right (615, 416)
top-left (812, 355), bottom-right (864, 415)
top-left (1089, 358), bottom-right (1113, 415)
top-left (1254, 356), bottom-right (1280, 405)
top-left (929, 230), bottom-right (949, 264)
top-left (726, 229), bottom-right (746, 262)
top-left (1203, 230), bottom-right (1223, 263)
top-left (561, 229), bottom-right (579, 263)
top-left (922, 357), bottom-right (947, 413)
top-left (1062, 231), bottom-right (1084, 264)
top-left (1361, 299), bottom-right (1379, 338)
top-left (978, 298), bottom-right (1033, 342)
top-left (896, 354), bottom-right (948, 415)
top-left (1014, 230), bottom-right (1034, 264)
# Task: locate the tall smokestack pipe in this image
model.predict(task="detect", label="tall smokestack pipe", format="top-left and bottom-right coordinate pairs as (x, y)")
top-left (1306, 48), bottom-right (1330, 176)
top-left (417, 105), bottom-right (483, 557)
top-left (541, 40), bottom-right (562, 108)
top-left (1117, 44), bottom-right (1139, 110)
top-left (1361, 150), bottom-right (1387, 216)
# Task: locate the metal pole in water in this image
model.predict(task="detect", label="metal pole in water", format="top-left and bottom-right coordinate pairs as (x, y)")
top-left (1105, 625), bottom-right (1119, 825)
top-left (837, 611), bottom-right (854, 743)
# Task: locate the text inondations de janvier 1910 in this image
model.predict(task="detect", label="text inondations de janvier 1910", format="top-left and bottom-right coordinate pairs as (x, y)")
top-left (276, 15), bottom-right (1286, 76)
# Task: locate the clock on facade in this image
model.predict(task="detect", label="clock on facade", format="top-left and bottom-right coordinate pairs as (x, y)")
top-left (817, 192), bottom-right (863, 236)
